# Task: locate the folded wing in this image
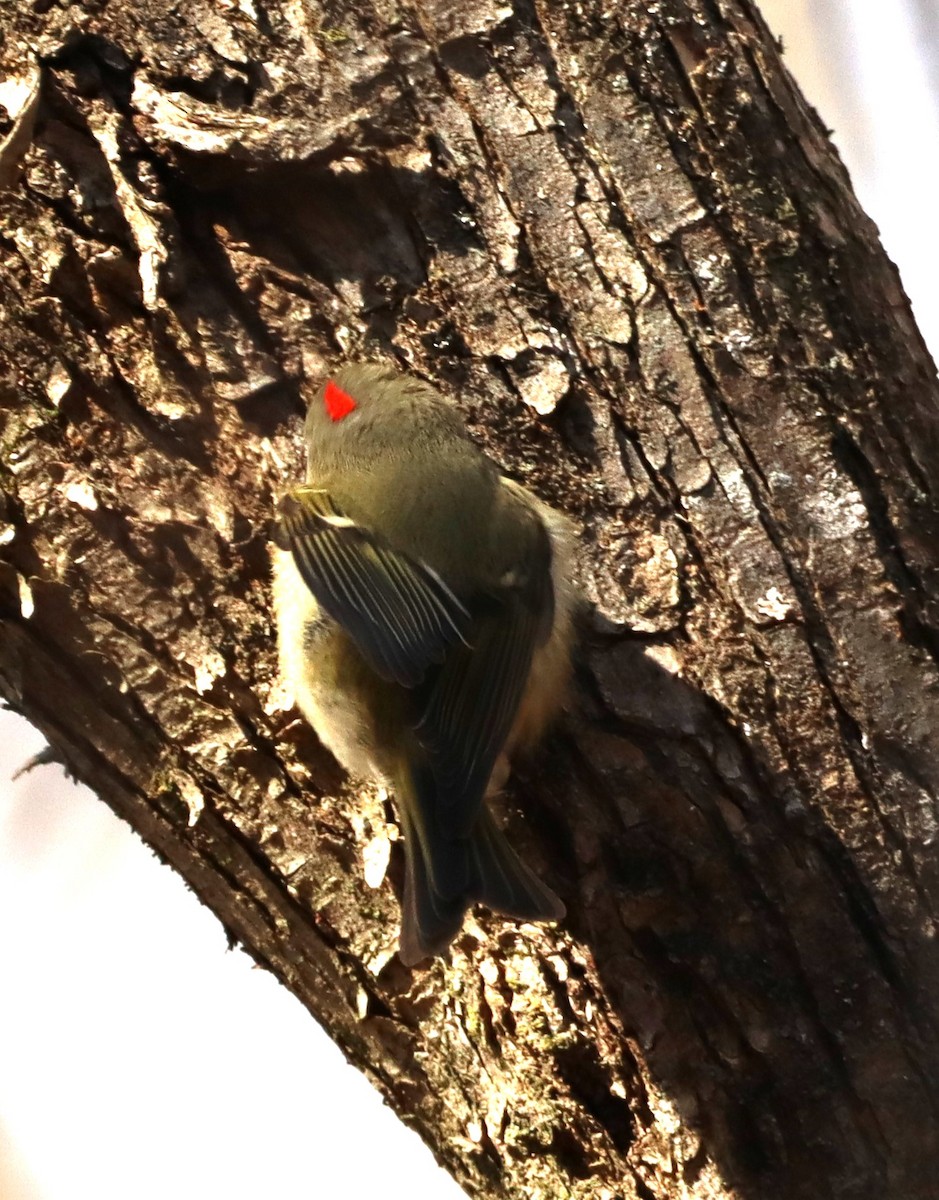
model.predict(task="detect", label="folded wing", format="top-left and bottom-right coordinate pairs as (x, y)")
top-left (277, 487), bottom-right (471, 687)
top-left (415, 494), bottom-right (555, 836)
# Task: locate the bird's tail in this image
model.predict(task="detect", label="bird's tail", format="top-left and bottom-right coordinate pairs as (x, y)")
top-left (396, 760), bottom-right (564, 966)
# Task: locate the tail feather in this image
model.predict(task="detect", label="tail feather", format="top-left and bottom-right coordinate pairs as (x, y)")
top-left (470, 807), bottom-right (566, 922)
top-left (397, 761), bottom-right (564, 966)
top-left (398, 803), bottom-right (466, 966)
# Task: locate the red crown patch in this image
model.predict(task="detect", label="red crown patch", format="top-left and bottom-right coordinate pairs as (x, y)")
top-left (323, 379), bottom-right (357, 422)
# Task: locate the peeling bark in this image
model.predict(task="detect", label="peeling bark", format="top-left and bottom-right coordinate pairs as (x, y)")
top-left (2, 2), bottom-right (939, 1198)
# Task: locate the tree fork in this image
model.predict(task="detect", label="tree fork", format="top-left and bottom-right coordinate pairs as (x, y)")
top-left (1, 1), bottom-right (938, 1197)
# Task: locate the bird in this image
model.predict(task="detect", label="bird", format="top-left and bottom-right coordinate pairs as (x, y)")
top-left (270, 362), bottom-right (574, 964)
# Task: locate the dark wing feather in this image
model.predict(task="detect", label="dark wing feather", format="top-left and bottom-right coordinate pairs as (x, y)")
top-left (415, 598), bottom-right (536, 835)
top-left (415, 504), bottom-right (556, 837)
top-left (278, 487), bottom-right (471, 687)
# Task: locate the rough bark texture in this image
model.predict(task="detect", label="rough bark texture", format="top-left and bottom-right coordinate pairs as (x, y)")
top-left (2, 2), bottom-right (939, 1198)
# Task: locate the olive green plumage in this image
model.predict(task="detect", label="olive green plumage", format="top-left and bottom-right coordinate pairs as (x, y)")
top-left (271, 363), bottom-right (574, 964)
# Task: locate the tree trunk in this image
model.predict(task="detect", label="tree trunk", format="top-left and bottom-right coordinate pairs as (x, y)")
top-left (2, 2), bottom-right (938, 1197)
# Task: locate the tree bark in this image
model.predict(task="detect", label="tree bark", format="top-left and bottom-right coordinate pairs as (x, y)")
top-left (2, 2), bottom-right (939, 1197)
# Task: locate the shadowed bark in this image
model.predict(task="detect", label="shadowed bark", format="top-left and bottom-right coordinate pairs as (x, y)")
top-left (2, 2), bottom-right (939, 1197)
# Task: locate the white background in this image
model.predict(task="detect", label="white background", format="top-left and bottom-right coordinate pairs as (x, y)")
top-left (2, 4), bottom-right (938, 1196)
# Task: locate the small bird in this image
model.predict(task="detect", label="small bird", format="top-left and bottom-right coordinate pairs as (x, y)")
top-left (271, 362), bottom-right (574, 964)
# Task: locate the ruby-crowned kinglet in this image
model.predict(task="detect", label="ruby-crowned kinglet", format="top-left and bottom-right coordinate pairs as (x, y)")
top-left (271, 363), bottom-right (574, 965)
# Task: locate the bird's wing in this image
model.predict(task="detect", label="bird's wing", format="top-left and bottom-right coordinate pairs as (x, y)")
top-left (276, 486), bottom-right (471, 687)
top-left (415, 494), bottom-right (555, 835)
